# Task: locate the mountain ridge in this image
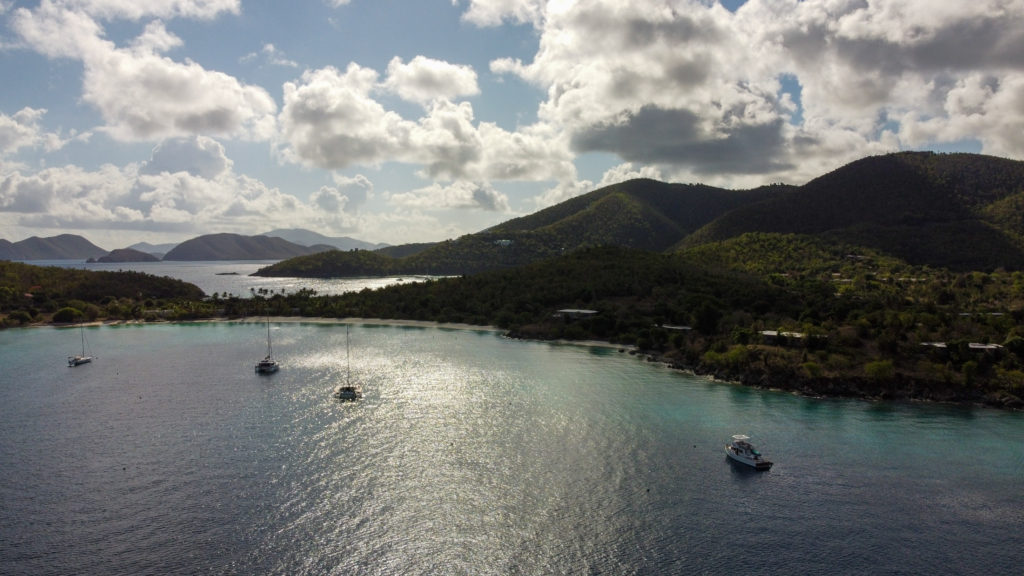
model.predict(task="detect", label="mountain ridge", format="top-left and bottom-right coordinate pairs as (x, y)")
top-left (680, 151), bottom-right (1024, 270)
top-left (0, 234), bottom-right (108, 260)
top-left (256, 178), bottom-right (780, 277)
top-left (261, 228), bottom-right (389, 251)
top-left (262, 151), bottom-right (1024, 278)
top-left (162, 233), bottom-right (335, 261)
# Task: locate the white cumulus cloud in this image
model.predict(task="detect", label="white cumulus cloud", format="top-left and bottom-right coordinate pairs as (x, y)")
top-left (383, 56), bottom-right (480, 105)
top-left (12, 2), bottom-right (277, 142)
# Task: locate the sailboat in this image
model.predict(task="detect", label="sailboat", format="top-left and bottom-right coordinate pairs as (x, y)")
top-left (333, 325), bottom-right (362, 400)
top-left (67, 324), bottom-right (93, 367)
top-left (254, 311), bottom-right (279, 374)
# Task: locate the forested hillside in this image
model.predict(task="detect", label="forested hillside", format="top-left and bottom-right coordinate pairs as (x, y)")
top-left (681, 152), bottom-right (1024, 270)
top-left (0, 261), bottom-right (205, 323)
top-left (6, 152), bottom-right (1024, 408)
top-left (258, 179), bottom-right (779, 277)
top-left (260, 152), bottom-right (1024, 278)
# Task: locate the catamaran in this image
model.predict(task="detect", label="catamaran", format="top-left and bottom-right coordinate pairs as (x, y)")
top-left (333, 325), bottom-right (362, 400)
top-left (67, 324), bottom-right (93, 367)
top-left (254, 313), bottom-right (279, 374)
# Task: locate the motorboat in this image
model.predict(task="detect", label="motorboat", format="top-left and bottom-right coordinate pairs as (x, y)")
top-left (725, 434), bottom-right (773, 470)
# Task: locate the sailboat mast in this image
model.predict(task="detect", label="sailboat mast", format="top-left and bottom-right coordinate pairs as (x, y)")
top-left (266, 311), bottom-right (273, 357)
top-left (346, 325), bottom-right (351, 385)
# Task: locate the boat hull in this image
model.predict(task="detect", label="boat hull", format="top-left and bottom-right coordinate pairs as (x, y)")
top-left (332, 385), bottom-right (362, 400)
top-left (68, 355), bottom-right (92, 367)
top-left (255, 361), bottom-right (278, 374)
top-left (725, 446), bottom-right (773, 470)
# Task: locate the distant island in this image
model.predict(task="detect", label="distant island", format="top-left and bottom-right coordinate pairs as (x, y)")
top-left (0, 230), bottom-right (386, 261)
top-left (3, 152), bottom-right (1024, 410)
top-left (161, 233), bottom-right (335, 261)
top-left (0, 234), bottom-right (107, 261)
top-left (93, 248), bottom-right (160, 263)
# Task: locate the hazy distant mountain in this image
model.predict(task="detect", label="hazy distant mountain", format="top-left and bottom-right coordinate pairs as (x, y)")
top-left (128, 241), bottom-right (179, 257)
top-left (162, 233), bottom-right (335, 261)
top-left (0, 234), bottom-right (108, 260)
top-left (262, 228), bottom-right (388, 251)
top-left (0, 240), bottom-right (16, 260)
top-left (95, 248), bottom-right (160, 263)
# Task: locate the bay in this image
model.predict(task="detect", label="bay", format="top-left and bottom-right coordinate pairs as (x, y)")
top-left (25, 260), bottom-right (420, 297)
top-left (0, 322), bottom-right (1021, 575)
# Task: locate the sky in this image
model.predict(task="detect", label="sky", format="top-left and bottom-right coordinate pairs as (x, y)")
top-left (1, 0), bottom-right (1022, 249)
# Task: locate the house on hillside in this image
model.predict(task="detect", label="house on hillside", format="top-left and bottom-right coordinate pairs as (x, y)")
top-left (554, 309), bottom-right (598, 319)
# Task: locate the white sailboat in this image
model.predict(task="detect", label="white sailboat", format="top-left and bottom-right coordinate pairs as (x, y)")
top-left (67, 324), bottom-right (93, 367)
top-left (254, 312), bottom-right (278, 374)
top-left (333, 325), bottom-right (362, 400)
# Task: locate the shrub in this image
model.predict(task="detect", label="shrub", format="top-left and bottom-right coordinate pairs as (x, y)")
top-left (864, 359), bottom-right (895, 380)
top-left (7, 310), bottom-right (32, 325)
top-left (52, 307), bottom-right (82, 323)
top-left (802, 361), bottom-right (822, 378)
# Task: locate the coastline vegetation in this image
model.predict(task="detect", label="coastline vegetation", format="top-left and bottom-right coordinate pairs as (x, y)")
top-left (3, 241), bottom-right (1024, 409)
top-left (6, 153), bottom-right (1024, 408)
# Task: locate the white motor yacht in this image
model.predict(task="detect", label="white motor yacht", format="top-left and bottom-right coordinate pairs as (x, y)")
top-left (725, 434), bottom-right (773, 470)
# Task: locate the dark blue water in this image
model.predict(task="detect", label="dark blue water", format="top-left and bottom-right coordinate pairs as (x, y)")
top-left (1, 323), bottom-right (1021, 575)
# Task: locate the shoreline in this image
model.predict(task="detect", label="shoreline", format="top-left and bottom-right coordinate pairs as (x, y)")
top-left (23, 316), bottom-right (1020, 409)
top-left (42, 315), bottom-right (630, 351)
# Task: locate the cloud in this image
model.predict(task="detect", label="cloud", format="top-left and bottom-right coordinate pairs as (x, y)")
top-left (240, 43), bottom-right (299, 68)
top-left (0, 107), bottom-right (78, 158)
top-left (0, 164), bottom-right (138, 219)
top-left (311, 185), bottom-right (349, 213)
top-left (598, 162), bottom-right (663, 188)
top-left (899, 72), bottom-right (1024, 158)
top-left (390, 180), bottom-right (510, 212)
top-left (330, 173), bottom-right (373, 210)
top-left (572, 105), bottom-right (794, 175)
top-left (60, 0), bottom-right (240, 21)
top-left (140, 136), bottom-right (233, 179)
top-left (12, 2), bottom-right (277, 142)
top-left (279, 64), bottom-right (577, 185)
top-left (532, 178), bottom-right (593, 210)
top-left (0, 153), bottom-right (363, 238)
top-left (279, 64), bottom-right (406, 169)
top-left (383, 56), bottom-right (480, 105)
top-left (458, 0), bottom-right (543, 27)
top-left (482, 0), bottom-right (1024, 184)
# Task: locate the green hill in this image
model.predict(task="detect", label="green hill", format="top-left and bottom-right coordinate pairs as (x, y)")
top-left (0, 261), bottom-right (207, 325)
top-left (681, 152), bottom-right (1024, 270)
top-left (257, 152), bottom-right (1024, 278)
top-left (257, 179), bottom-right (777, 277)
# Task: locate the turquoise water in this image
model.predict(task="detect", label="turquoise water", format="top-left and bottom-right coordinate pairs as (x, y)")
top-left (1, 322), bottom-right (1021, 574)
